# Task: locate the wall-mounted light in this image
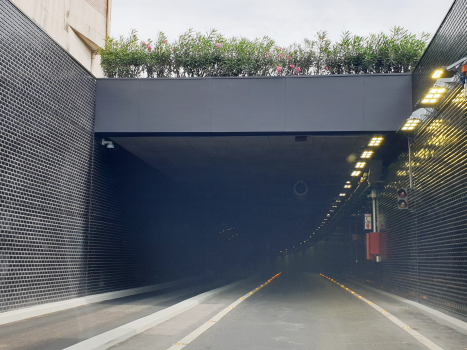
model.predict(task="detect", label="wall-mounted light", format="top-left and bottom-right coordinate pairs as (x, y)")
top-left (421, 57), bottom-right (467, 106)
top-left (400, 118), bottom-right (420, 131)
top-left (431, 57), bottom-right (467, 80)
top-left (344, 184), bottom-right (351, 189)
top-left (399, 108), bottom-right (432, 133)
top-left (432, 70), bottom-right (444, 79)
top-left (339, 193), bottom-right (346, 197)
top-left (420, 87), bottom-right (447, 105)
top-left (351, 171), bottom-right (361, 177)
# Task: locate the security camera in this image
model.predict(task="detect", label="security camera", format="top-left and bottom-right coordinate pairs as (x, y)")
top-left (101, 139), bottom-right (114, 149)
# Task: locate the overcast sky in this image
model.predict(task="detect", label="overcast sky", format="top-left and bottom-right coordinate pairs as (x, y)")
top-left (110, 0), bottom-right (453, 45)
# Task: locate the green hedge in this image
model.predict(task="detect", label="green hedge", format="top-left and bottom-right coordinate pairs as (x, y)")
top-left (97, 27), bottom-right (430, 78)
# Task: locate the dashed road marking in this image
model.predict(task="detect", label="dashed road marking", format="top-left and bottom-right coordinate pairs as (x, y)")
top-left (319, 274), bottom-right (444, 350)
top-left (167, 273), bottom-right (281, 350)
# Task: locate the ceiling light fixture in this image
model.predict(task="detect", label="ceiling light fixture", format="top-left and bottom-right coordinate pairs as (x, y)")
top-left (355, 162), bottom-right (366, 169)
top-left (368, 136), bottom-right (383, 147)
top-left (361, 151), bottom-right (373, 159)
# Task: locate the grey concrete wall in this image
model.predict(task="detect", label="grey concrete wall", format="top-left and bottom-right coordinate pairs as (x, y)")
top-left (95, 74), bottom-right (412, 133)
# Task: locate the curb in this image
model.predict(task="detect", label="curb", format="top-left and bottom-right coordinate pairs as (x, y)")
top-left (0, 279), bottom-right (189, 326)
top-left (62, 279), bottom-right (245, 350)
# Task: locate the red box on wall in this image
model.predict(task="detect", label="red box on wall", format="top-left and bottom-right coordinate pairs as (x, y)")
top-left (366, 232), bottom-right (386, 260)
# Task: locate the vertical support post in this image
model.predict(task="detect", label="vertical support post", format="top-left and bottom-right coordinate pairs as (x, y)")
top-left (408, 138), bottom-right (413, 189)
top-left (371, 189), bottom-right (377, 233)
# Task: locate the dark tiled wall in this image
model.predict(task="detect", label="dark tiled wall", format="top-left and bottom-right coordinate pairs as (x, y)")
top-left (346, 0), bottom-right (467, 317)
top-left (0, 0), bottom-right (171, 313)
top-left (352, 87), bottom-right (467, 318)
top-left (0, 0), bottom-right (96, 311)
top-left (412, 0), bottom-right (467, 106)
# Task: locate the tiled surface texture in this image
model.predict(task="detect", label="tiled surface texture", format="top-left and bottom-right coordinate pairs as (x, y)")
top-left (0, 0), bottom-right (167, 313)
top-left (321, 0), bottom-right (467, 318)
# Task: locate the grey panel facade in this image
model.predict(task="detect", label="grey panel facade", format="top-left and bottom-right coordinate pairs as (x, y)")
top-left (95, 75), bottom-right (412, 134)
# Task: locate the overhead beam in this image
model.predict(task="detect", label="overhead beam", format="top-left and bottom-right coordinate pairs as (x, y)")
top-left (95, 74), bottom-right (412, 134)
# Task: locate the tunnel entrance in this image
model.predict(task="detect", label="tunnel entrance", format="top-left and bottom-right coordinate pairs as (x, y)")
top-left (107, 133), bottom-right (398, 257)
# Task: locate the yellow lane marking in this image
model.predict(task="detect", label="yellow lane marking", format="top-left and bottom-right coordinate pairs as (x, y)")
top-left (167, 273), bottom-right (282, 350)
top-left (319, 274), bottom-right (444, 350)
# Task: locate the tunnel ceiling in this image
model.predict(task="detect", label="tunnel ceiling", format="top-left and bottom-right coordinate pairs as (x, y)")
top-left (110, 134), bottom-right (387, 247)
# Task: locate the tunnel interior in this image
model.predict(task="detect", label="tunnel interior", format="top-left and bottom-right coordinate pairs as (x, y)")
top-left (99, 133), bottom-right (405, 282)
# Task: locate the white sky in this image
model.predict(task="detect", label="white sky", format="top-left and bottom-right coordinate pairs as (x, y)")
top-left (110, 0), bottom-right (453, 45)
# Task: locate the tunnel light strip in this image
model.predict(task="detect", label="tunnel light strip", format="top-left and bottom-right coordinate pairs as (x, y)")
top-left (167, 273), bottom-right (282, 349)
top-left (319, 274), bottom-right (444, 350)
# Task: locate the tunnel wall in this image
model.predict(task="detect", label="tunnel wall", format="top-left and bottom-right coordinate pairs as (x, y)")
top-left (325, 0), bottom-right (467, 318)
top-left (0, 0), bottom-right (96, 312)
top-left (0, 0), bottom-right (197, 313)
top-left (412, 0), bottom-right (467, 106)
top-left (353, 84), bottom-right (467, 318)
top-left (355, 0), bottom-right (467, 318)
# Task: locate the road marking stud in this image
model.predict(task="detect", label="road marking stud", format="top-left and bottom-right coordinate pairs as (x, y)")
top-left (403, 326), bottom-right (410, 329)
top-left (382, 311), bottom-right (387, 313)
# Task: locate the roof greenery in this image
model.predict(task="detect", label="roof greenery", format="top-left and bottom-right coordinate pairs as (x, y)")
top-left (97, 27), bottom-right (430, 78)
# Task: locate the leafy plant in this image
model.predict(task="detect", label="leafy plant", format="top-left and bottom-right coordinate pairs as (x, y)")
top-left (98, 27), bottom-right (430, 78)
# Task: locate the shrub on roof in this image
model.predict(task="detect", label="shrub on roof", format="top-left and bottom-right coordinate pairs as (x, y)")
top-left (97, 27), bottom-right (430, 78)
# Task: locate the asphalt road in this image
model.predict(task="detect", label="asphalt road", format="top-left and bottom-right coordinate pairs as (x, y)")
top-left (111, 273), bottom-right (467, 350)
top-left (2, 273), bottom-right (467, 350)
top-left (0, 279), bottom-right (226, 350)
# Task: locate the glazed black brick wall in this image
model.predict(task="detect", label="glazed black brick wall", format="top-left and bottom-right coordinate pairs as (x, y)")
top-left (412, 0), bottom-right (467, 106)
top-left (0, 0), bottom-right (175, 313)
top-left (339, 0), bottom-right (467, 316)
top-left (350, 87), bottom-right (467, 318)
top-left (0, 0), bottom-right (96, 311)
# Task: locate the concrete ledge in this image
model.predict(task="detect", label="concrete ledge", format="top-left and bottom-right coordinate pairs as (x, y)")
top-left (0, 279), bottom-right (188, 326)
top-left (62, 280), bottom-right (244, 350)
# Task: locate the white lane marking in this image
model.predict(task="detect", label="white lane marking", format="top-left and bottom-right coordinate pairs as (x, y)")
top-left (61, 280), bottom-right (246, 350)
top-left (320, 275), bottom-right (444, 350)
top-left (167, 274), bottom-right (281, 350)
